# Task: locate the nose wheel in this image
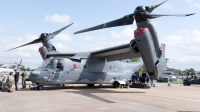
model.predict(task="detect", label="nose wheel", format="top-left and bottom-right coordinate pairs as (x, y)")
top-left (37, 85), bottom-right (43, 90)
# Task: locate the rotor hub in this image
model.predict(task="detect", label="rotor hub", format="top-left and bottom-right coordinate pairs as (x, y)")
top-left (134, 6), bottom-right (148, 23)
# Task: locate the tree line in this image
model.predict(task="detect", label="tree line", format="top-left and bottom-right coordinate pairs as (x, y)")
top-left (130, 58), bottom-right (196, 76)
top-left (8, 65), bottom-right (34, 71)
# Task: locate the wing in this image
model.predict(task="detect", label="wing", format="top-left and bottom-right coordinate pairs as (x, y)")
top-left (91, 43), bottom-right (140, 61)
top-left (46, 53), bottom-right (76, 58)
top-left (46, 52), bottom-right (91, 60)
top-left (46, 43), bottom-right (140, 61)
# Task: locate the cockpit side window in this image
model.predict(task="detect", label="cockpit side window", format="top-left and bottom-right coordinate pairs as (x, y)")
top-left (55, 59), bottom-right (64, 70)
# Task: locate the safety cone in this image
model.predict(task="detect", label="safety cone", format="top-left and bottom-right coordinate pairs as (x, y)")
top-left (168, 81), bottom-right (171, 87)
top-left (152, 80), bottom-right (156, 87)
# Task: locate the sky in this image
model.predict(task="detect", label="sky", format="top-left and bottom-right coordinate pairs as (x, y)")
top-left (0, 0), bottom-right (200, 71)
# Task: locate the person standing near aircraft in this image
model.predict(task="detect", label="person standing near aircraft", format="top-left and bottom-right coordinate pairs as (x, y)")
top-left (21, 68), bottom-right (27, 88)
top-left (189, 72), bottom-right (192, 78)
top-left (142, 72), bottom-right (147, 83)
top-left (14, 69), bottom-right (19, 91)
top-left (0, 75), bottom-right (6, 90)
top-left (131, 74), bottom-right (136, 83)
top-left (135, 72), bottom-right (140, 83)
top-left (1, 72), bottom-right (14, 92)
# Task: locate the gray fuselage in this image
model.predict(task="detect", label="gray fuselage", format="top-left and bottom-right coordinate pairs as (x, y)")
top-left (29, 58), bottom-right (143, 85)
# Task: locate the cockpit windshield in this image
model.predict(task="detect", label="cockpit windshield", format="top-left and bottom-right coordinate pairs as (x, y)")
top-left (41, 58), bottom-right (64, 69)
top-left (41, 60), bottom-right (52, 68)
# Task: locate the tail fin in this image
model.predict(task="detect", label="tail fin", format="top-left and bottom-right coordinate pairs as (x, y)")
top-left (152, 43), bottom-right (168, 80)
top-left (159, 43), bottom-right (168, 71)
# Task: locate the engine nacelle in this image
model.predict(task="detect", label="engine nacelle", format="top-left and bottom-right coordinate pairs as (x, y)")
top-left (39, 46), bottom-right (48, 60)
top-left (129, 39), bottom-right (139, 54)
top-left (134, 27), bottom-right (162, 80)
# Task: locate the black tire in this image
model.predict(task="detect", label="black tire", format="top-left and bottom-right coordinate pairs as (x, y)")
top-left (183, 82), bottom-right (187, 86)
top-left (115, 82), bottom-right (118, 88)
top-left (37, 85), bottom-right (43, 90)
top-left (116, 83), bottom-right (122, 88)
top-left (112, 83), bottom-right (116, 88)
top-left (87, 84), bottom-right (95, 87)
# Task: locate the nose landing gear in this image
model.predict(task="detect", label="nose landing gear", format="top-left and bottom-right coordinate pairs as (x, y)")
top-left (30, 85), bottom-right (43, 90)
top-left (37, 85), bottom-right (43, 90)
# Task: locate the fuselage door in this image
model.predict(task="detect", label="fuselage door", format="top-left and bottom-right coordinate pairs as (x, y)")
top-left (53, 59), bottom-right (64, 80)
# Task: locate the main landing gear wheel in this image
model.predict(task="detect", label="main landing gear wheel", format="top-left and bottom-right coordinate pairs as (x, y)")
top-left (113, 83), bottom-right (116, 88)
top-left (183, 82), bottom-right (187, 86)
top-left (37, 85), bottom-right (43, 90)
top-left (113, 82), bottom-right (122, 88)
top-left (113, 82), bottom-right (118, 88)
top-left (117, 83), bottom-right (122, 88)
top-left (183, 82), bottom-right (190, 86)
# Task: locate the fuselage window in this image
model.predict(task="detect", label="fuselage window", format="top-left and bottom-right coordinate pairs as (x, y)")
top-left (109, 64), bottom-right (113, 72)
top-left (56, 59), bottom-right (64, 70)
top-left (82, 64), bottom-right (88, 71)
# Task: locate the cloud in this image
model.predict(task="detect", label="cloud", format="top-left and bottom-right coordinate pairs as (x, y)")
top-left (161, 3), bottom-right (174, 10)
top-left (185, 0), bottom-right (196, 3)
top-left (45, 14), bottom-right (71, 25)
top-left (110, 27), bottom-right (135, 39)
top-left (97, 37), bottom-right (107, 40)
top-left (79, 36), bottom-right (94, 41)
top-left (161, 29), bottom-right (200, 70)
top-left (191, 3), bottom-right (200, 8)
top-left (184, 0), bottom-right (200, 9)
top-left (0, 26), bottom-right (6, 32)
top-left (55, 34), bottom-right (72, 42)
top-left (78, 36), bottom-right (108, 42)
top-left (12, 20), bottom-right (27, 25)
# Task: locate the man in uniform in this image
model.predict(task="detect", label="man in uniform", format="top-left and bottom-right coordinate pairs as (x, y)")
top-left (1, 72), bottom-right (14, 93)
top-left (131, 74), bottom-right (136, 83)
top-left (21, 68), bottom-right (27, 88)
top-left (14, 69), bottom-right (19, 91)
top-left (141, 72), bottom-right (147, 83)
top-left (0, 75), bottom-right (6, 90)
top-left (135, 72), bottom-right (139, 83)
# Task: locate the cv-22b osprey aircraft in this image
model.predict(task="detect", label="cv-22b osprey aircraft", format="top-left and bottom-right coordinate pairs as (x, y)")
top-left (6, 0), bottom-right (195, 90)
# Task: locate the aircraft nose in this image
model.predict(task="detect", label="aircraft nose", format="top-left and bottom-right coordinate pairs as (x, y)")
top-left (31, 71), bottom-right (41, 76)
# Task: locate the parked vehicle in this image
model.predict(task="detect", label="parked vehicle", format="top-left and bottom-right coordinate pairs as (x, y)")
top-left (157, 74), bottom-right (172, 82)
top-left (183, 75), bottom-right (200, 86)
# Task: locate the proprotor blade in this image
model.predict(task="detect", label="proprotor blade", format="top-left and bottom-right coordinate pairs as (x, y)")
top-left (74, 14), bottom-right (134, 34)
top-left (19, 59), bottom-right (22, 66)
top-left (147, 0), bottom-right (167, 13)
top-left (52, 23), bottom-right (74, 36)
top-left (14, 62), bottom-right (18, 65)
top-left (5, 23), bottom-right (73, 52)
top-left (143, 13), bottom-right (196, 19)
top-left (4, 38), bottom-right (41, 52)
top-left (18, 59), bottom-right (22, 70)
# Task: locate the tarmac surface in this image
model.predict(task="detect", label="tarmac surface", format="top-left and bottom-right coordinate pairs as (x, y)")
top-left (0, 78), bottom-right (200, 112)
